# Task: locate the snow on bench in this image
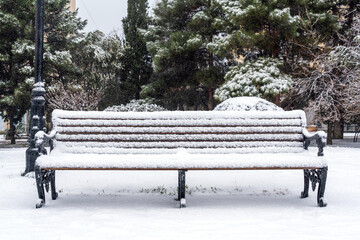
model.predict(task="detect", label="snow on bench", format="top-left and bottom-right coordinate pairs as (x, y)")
top-left (34, 109), bottom-right (328, 208)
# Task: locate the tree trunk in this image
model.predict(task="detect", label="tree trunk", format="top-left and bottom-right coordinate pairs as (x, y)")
top-left (9, 113), bottom-right (16, 144)
top-left (272, 28), bottom-right (280, 58)
top-left (208, 87), bottom-right (214, 110)
top-left (207, 45), bottom-right (214, 110)
top-left (345, 1), bottom-right (356, 31)
top-left (333, 121), bottom-right (344, 139)
top-left (327, 122), bottom-right (333, 145)
top-left (274, 94), bottom-right (280, 106)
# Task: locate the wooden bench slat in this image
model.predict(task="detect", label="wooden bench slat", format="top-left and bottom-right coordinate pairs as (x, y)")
top-left (42, 167), bottom-right (320, 171)
top-left (56, 148), bottom-right (305, 155)
top-left (57, 124), bottom-right (302, 129)
top-left (56, 147), bottom-right (305, 155)
top-left (58, 131), bottom-right (301, 135)
top-left (58, 141), bottom-right (303, 148)
top-left (56, 126), bottom-right (303, 135)
top-left (52, 109), bottom-right (306, 120)
top-left (55, 133), bottom-right (303, 142)
top-left (55, 119), bottom-right (303, 127)
top-left (57, 117), bottom-right (302, 120)
top-left (57, 140), bottom-right (303, 144)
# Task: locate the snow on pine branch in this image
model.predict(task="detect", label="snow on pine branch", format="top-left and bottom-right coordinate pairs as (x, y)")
top-left (214, 58), bottom-right (292, 102)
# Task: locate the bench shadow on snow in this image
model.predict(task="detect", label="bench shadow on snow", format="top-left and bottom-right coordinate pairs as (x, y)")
top-left (45, 191), bottom-right (317, 209)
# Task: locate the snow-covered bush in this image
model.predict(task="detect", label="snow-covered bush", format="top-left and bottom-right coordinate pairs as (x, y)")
top-left (214, 97), bottom-right (283, 111)
top-left (214, 58), bottom-right (292, 102)
top-left (104, 99), bottom-right (166, 112)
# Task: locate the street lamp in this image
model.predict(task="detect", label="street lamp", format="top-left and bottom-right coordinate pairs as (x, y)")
top-left (24, 0), bottom-right (46, 175)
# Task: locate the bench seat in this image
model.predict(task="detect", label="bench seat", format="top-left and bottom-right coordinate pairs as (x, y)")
top-left (37, 152), bottom-right (327, 170)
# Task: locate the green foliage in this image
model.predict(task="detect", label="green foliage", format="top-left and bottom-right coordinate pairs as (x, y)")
top-left (141, 0), bottom-right (230, 110)
top-left (0, 0), bottom-right (36, 130)
top-left (215, 58), bottom-right (291, 102)
top-left (47, 30), bottom-right (126, 111)
top-left (0, 0), bottom-right (86, 143)
top-left (211, 0), bottom-right (346, 109)
top-left (42, 0), bottom-right (87, 87)
top-left (118, 0), bottom-right (153, 104)
top-left (217, 0), bottom-right (341, 59)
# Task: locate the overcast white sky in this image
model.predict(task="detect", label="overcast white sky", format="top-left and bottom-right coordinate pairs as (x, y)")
top-left (77, 0), bottom-right (159, 35)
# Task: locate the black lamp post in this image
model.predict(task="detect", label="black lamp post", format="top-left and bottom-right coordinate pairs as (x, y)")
top-left (24, 0), bottom-right (46, 175)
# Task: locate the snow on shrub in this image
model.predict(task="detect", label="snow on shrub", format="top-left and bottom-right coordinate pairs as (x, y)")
top-left (214, 97), bottom-right (283, 111)
top-left (214, 58), bottom-right (292, 102)
top-left (104, 99), bottom-right (166, 112)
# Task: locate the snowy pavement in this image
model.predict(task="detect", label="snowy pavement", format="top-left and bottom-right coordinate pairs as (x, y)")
top-left (0, 147), bottom-right (360, 239)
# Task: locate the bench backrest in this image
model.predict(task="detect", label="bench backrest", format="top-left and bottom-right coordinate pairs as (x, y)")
top-left (52, 110), bottom-right (307, 155)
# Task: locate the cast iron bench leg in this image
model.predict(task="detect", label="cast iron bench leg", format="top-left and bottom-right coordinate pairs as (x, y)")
top-left (35, 166), bottom-right (45, 208)
top-left (309, 167), bottom-right (328, 207)
top-left (317, 167), bottom-right (328, 207)
top-left (50, 170), bottom-right (58, 200)
top-left (178, 170), bottom-right (186, 208)
top-left (301, 169), bottom-right (310, 198)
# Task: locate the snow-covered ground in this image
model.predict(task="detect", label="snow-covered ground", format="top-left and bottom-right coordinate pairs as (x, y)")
top-left (0, 147), bottom-right (360, 239)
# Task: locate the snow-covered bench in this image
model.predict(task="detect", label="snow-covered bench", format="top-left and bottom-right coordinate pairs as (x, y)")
top-left (34, 109), bottom-right (328, 208)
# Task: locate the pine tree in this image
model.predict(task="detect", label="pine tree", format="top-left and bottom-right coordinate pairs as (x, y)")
top-left (0, 0), bottom-right (86, 144)
top-left (217, 0), bottom-right (342, 60)
top-left (42, 0), bottom-right (86, 88)
top-left (0, 0), bottom-right (37, 144)
top-left (213, 0), bottom-right (345, 106)
top-left (141, 0), bottom-right (230, 110)
top-left (46, 30), bottom-right (126, 111)
top-left (120, 0), bottom-right (152, 103)
top-left (74, 31), bottom-right (126, 110)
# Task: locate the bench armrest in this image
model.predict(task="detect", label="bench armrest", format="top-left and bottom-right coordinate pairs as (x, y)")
top-left (302, 129), bottom-right (326, 156)
top-left (35, 130), bottom-right (57, 152)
